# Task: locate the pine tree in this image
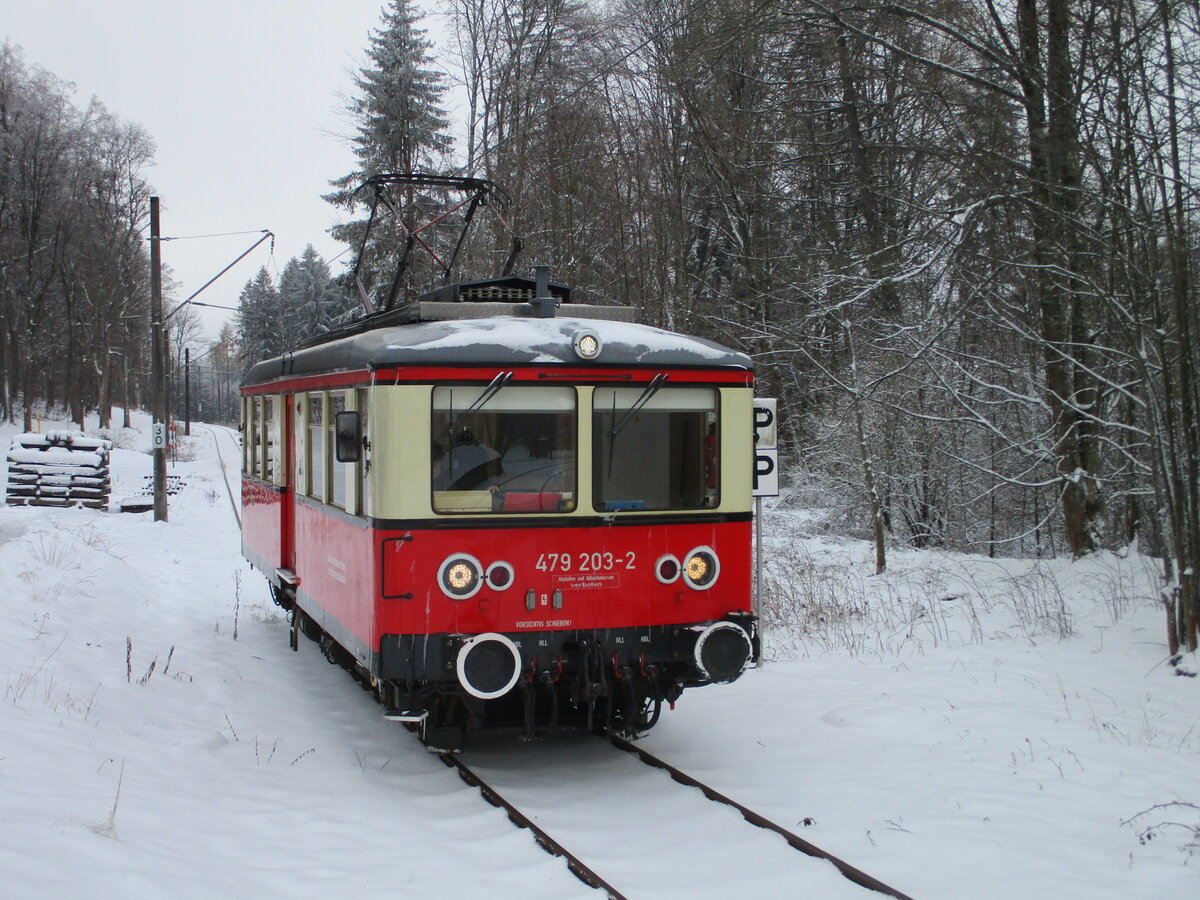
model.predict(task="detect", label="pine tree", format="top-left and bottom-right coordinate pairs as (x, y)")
top-left (325, 0), bottom-right (455, 303)
top-left (277, 245), bottom-right (352, 338)
top-left (235, 267), bottom-right (287, 367)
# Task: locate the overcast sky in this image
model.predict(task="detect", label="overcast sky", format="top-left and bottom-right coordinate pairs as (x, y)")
top-left (3, 0), bottom-right (455, 339)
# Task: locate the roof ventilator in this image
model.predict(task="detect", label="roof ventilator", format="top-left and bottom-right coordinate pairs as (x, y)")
top-left (530, 264), bottom-right (559, 318)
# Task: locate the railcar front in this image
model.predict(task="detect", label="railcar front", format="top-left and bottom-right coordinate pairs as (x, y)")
top-left (241, 305), bottom-right (757, 749)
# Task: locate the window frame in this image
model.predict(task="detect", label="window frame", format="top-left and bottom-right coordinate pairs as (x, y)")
top-left (306, 391), bottom-right (326, 502)
top-left (327, 391), bottom-right (348, 510)
top-left (591, 385), bottom-right (720, 513)
top-left (430, 384), bottom-right (579, 515)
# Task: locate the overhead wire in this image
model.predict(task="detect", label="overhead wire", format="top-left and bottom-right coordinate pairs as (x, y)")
top-left (160, 229), bottom-right (273, 241)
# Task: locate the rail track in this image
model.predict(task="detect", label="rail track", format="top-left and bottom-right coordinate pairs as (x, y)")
top-left (193, 423), bottom-right (241, 526)
top-left (438, 732), bottom-right (914, 900)
top-left (201, 424), bottom-right (910, 898)
top-left (605, 734), bottom-right (913, 898)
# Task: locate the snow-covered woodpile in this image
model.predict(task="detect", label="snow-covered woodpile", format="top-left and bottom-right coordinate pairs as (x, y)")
top-left (5, 431), bottom-right (113, 510)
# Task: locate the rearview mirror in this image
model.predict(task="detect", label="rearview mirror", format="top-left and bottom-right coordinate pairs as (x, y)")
top-left (335, 411), bottom-right (362, 463)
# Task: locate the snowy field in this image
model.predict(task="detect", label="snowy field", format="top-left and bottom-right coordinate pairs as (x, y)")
top-left (1, 413), bottom-right (1196, 898)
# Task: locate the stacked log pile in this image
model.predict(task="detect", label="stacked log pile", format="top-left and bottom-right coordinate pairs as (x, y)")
top-left (5, 432), bottom-right (113, 510)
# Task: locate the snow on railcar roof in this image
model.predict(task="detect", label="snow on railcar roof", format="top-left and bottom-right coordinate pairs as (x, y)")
top-left (243, 315), bottom-right (751, 386)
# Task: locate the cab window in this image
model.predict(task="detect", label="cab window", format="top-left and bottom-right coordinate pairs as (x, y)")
top-left (593, 386), bottom-right (718, 511)
top-left (431, 385), bottom-right (576, 514)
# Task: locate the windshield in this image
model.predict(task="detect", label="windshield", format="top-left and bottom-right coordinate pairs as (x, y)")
top-left (593, 386), bottom-right (718, 511)
top-left (432, 385), bottom-right (577, 513)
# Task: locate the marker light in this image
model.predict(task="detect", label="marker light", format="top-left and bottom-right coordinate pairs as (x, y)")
top-left (655, 554), bottom-right (681, 584)
top-left (485, 561), bottom-right (514, 591)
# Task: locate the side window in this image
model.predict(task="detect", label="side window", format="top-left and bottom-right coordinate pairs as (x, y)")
top-left (357, 388), bottom-right (369, 516)
top-left (263, 396), bottom-right (276, 481)
top-left (328, 392), bottom-right (347, 509)
top-left (269, 396), bottom-right (286, 486)
top-left (241, 397), bottom-right (251, 473)
top-left (307, 392), bottom-right (325, 501)
top-left (295, 395), bottom-right (306, 490)
top-left (252, 397), bottom-right (264, 476)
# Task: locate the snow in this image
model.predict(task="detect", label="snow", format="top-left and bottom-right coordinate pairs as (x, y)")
top-left (1, 412), bottom-right (1196, 898)
top-left (384, 315), bottom-right (749, 365)
top-left (7, 448), bottom-right (108, 469)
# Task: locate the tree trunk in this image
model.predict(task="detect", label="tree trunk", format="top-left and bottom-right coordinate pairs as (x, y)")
top-left (846, 322), bottom-right (887, 574)
top-left (1016, 0), bottom-right (1097, 557)
top-left (1156, 0), bottom-right (1199, 651)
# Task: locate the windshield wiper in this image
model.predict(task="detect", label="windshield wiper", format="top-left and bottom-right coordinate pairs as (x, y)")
top-left (450, 371), bottom-right (513, 429)
top-left (441, 372), bottom-right (513, 489)
top-left (610, 373), bottom-right (668, 441)
top-left (607, 373), bottom-right (668, 477)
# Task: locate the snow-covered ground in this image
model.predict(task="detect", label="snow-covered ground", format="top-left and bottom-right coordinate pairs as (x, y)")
top-left (1, 412), bottom-right (1196, 898)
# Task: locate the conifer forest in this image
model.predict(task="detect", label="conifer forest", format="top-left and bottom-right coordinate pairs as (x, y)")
top-left (1, 1), bottom-right (1198, 652)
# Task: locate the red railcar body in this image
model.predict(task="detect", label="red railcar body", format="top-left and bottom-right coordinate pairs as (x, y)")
top-left (241, 277), bottom-right (758, 748)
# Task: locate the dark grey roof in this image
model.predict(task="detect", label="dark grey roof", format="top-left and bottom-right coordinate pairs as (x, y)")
top-left (242, 315), bottom-right (751, 387)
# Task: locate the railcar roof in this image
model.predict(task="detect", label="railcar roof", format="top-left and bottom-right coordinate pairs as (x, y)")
top-left (242, 315), bottom-right (752, 387)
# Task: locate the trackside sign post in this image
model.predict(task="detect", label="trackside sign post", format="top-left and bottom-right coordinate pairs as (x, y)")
top-left (753, 398), bottom-right (778, 498)
top-left (752, 398), bottom-right (778, 640)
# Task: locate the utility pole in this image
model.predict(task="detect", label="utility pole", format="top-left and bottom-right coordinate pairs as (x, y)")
top-left (150, 196), bottom-right (168, 522)
top-left (184, 347), bottom-right (191, 436)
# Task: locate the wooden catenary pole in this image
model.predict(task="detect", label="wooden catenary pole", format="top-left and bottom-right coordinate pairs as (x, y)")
top-left (150, 197), bottom-right (168, 522)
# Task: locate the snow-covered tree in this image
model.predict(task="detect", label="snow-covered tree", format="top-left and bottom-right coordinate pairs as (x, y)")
top-left (235, 267), bottom-right (289, 367)
top-left (325, 0), bottom-right (455, 303)
top-left (277, 245), bottom-right (352, 336)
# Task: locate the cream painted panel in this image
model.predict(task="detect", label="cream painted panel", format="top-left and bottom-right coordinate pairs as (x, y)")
top-left (719, 388), bottom-right (754, 512)
top-left (371, 385), bottom-right (433, 519)
top-left (294, 393), bottom-right (307, 493)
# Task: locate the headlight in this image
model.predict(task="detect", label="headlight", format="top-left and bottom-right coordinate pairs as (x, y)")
top-left (438, 553), bottom-right (483, 599)
top-left (573, 329), bottom-right (602, 360)
top-left (682, 546), bottom-right (719, 590)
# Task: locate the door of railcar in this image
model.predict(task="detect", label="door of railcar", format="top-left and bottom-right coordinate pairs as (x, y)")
top-left (283, 393), bottom-right (296, 571)
top-left (240, 393), bottom-right (293, 580)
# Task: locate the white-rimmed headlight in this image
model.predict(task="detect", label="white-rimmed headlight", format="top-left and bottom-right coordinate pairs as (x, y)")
top-left (439, 553), bottom-right (483, 599)
top-left (573, 329), bottom-right (602, 360)
top-left (683, 546), bottom-right (719, 589)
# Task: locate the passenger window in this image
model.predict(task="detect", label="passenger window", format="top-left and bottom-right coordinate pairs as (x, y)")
top-left (328, 393), bottom-right (347, 509)
top-left (263, 396), bottom-right (275, 481)
top-left (252, 397), bottom-right (264, 477)
top-left (242, 398), bottom-right (252, 473)
top-left (307, 393), bottom-right (325, 500)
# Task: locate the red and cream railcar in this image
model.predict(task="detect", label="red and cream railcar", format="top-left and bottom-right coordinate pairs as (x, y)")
top-left (241, 275), bottom-right (757, 748)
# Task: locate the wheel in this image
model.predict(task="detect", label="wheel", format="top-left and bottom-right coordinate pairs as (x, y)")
top-left (297, 610), bottom-right (321, 642)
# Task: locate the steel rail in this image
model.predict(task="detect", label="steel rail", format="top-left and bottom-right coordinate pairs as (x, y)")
top-left (437, 751), bottom-right (627, 900)
top-left (197, 424), bottom-right (241, 527)
top-left (606, 734), bottom-right (914, 900)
